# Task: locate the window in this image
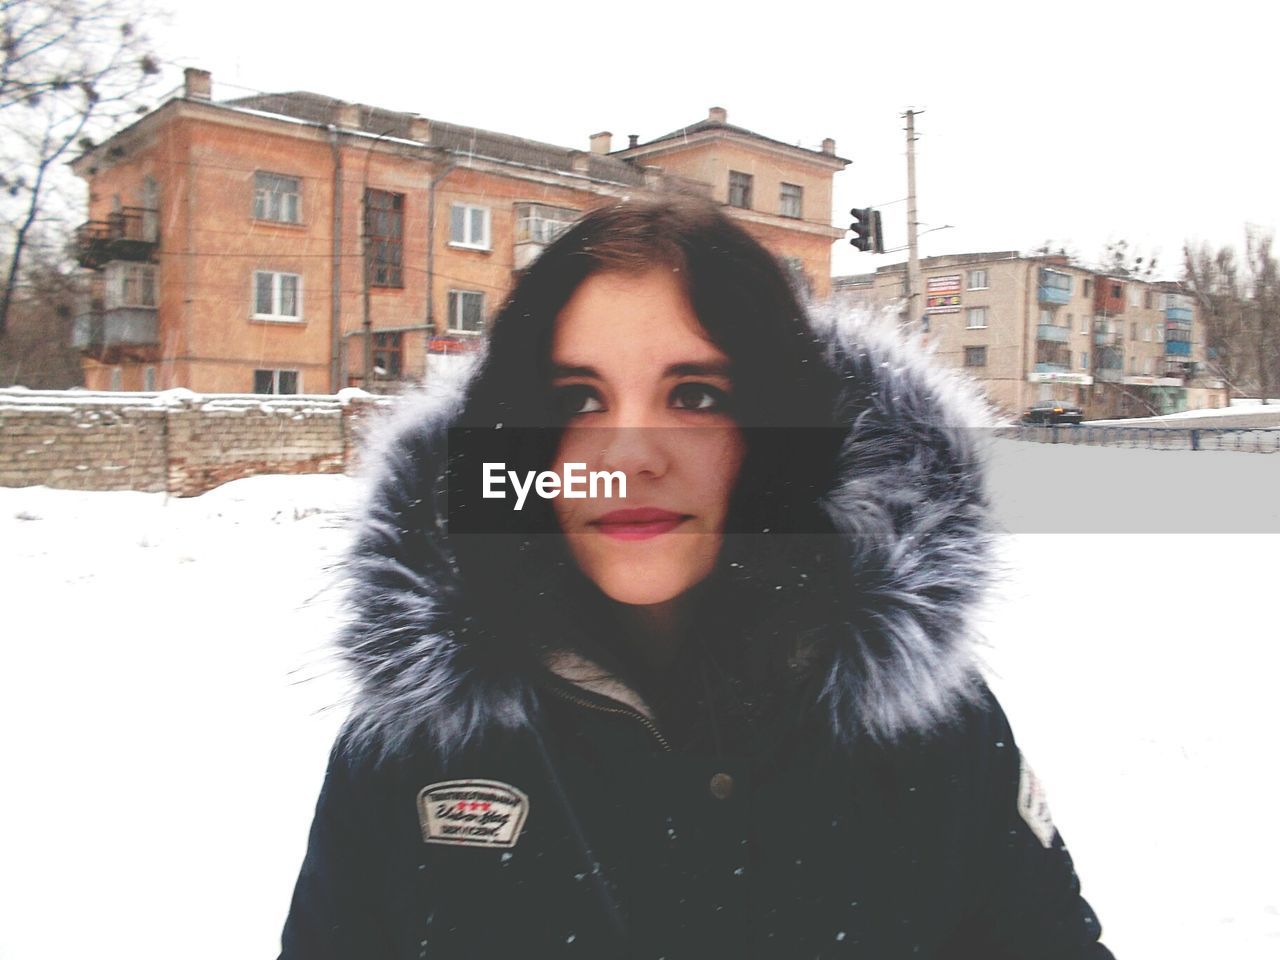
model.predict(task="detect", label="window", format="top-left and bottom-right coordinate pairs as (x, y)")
top-left (779, 183), bottom-right (803, 218)
top-left (964, 346), bottom-right (987, 367)
top-left (143, 366), bottom-right (156, 391)
top-left (253, 369), bottom-right (299, 394)
top-left (1130, 322), bottom-right (1137, 340)
top-left (1083, 278), bottom-right (1093, 297)
top-left (104, 263), bottom-right (156, 309)
top-left (1112, 283), bottom-right (1123, 298)
top-left (447, 289), bottom-right (485, 333)
top-left (1080, 314), bottom-right (1089, 334)
top-left (1144, 290), bottom-right (1153, 309)
top-left (1080, 352), bottom-right (1089, 370)
top-left (373, 332), bottom-right (403, 378)
top-left (728, 171), bottom-right (753, 209)
top-left (966, 307), bottom-right (988, 329)
top-left (365, 189), bottom-right (404, 286)
top-left (253, 172), bottom-right (301, 223)
top-left (1040, 270), bottom-right (1071, 293)
top-left (1129, 286), bottom-right (1143, 308)
top-left (449, 202), bottom-right (490, 250)
top-left (968, 269), bottom-right (988, 290)
top-left (514, 203), bottom-right (578, 244)
top-left (110, 367), bottom-right (122, 391)
top-left (921, 316), bottom-right (930, 333)
top-left (253, 271), bottom-right (302, 320)
top-left (1156, 326), bottom-right (1164, 342)
top-left (1039, 308), bottom-right (1053, 325)
top-left (1143, 325), bottom-right (1152, 341)
top-left (1129, 356), bottom-right (1136, 372)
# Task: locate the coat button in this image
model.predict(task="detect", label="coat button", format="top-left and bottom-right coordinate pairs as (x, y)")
top-left (709, 772), bottom-right (734, 800)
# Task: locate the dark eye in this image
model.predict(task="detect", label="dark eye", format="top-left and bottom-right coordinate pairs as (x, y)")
top-left (670, 382), bottom-right (730, 412)
top-left (552, 384), bottom-right (604, 418)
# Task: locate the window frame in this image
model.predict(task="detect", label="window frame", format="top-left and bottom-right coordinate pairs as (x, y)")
top-left (104, 262), bottom-right (157, 309)
top-left (252, 368), bottom-right (301, 395)
top-left (514, 203), bottom-right (578, 244)
top-left (253, 171), bottom-right (302, 224)
top-left (965, 307), bottom-right (988, 329)
top-left (728, 171), bottom-right (753, 209)
top-left (449, 202), bottom-right (491, 251)
top-left (963, 345), bottom-right (987, 367)
top-left (968, 269), bottom-right (989, 290)
top-left (251, 270), bottom-right (303, 322)
top-left (365, 188), bottom-right (405, 287)
top-left (779, 182), bottom-right (803, 219)
top-left (447, 288), bottom-right (486, 333)
top-left (372, 331), bottom-right (404, 378)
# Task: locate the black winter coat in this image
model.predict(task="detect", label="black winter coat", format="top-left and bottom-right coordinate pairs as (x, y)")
top-left (279, 316), bottom-right (1114, 959)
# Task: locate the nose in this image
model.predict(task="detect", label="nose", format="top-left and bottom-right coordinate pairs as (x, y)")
top-left (597, 423), bottom-right (670, 480)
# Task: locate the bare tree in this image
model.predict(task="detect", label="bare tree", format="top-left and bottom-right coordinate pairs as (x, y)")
top-left (1244, 229), bottom-right (1279, 404)
top-left (0, 232), bottom-right (83, 386)
top-left (1183, 234), bottom-right (1279, 402)
top-left (0, 0), bottom-right (160, 337)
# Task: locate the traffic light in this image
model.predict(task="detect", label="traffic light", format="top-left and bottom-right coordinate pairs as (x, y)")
top-left (850, 206), bottom-right (885, 253)
top-left (849, 207), bottom-right (872, 251)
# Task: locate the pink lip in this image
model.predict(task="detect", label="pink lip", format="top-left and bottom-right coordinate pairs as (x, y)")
top-left (589, 507), bottom-right (690, 541)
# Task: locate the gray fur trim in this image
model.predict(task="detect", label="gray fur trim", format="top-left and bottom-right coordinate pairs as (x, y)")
top-left (335, 309), bottom-right (999, 759)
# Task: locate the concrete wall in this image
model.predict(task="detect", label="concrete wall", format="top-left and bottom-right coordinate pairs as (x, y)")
top-left (0, 388), bottom-right (390, 497)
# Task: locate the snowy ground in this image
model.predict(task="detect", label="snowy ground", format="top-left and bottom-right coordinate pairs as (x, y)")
top-left (1, 441), bottom-right (1277, 959)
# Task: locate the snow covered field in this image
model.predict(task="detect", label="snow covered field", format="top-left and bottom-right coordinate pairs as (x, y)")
top-left (1, 440), bottom-right (1277, 959)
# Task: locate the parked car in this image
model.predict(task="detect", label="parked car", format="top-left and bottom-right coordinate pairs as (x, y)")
top-left (1021, 401), bottom-right (1083, 425)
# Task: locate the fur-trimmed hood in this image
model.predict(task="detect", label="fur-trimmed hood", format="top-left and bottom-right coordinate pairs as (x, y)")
top-left (335, 310), bottom-right (998, 761)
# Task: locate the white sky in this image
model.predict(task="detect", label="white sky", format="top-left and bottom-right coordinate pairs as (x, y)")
top-left (144, 0), bottom-right (1278, 282)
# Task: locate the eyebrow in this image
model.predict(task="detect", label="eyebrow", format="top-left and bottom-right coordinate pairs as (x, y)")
top-left (550, 360), bottom-right (732, 379)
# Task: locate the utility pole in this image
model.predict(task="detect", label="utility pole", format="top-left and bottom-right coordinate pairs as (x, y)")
top-left (904, 109), bottom-right (922, 329)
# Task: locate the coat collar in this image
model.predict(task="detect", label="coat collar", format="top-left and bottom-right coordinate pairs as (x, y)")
top-left (335, 309), bottom-right (998, 761)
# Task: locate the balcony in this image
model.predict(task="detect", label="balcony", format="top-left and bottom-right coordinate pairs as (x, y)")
top-left (1037, 323), bottom-right (1070, 343)
top-left (72, 307), bottom-right (159, 354)
top-left (1038, 269), bottom-right (1072, 305)
top-left (1093, 330), bottom-right (1118, 346)
top-left (1095, 368), bottom-right (1124, 382)
top-left (74, 207), bottom-right (159, 269)
top-left (1033, 362), bottom-right (1069, 374)
top-left (1165, 340), bottom-right (1192, 357)
top-left (1166, 305), bottom-right (1193, 322)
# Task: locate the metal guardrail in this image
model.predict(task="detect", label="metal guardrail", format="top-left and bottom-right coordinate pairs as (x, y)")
top-left (999, 424), bottom-right (1280, 453)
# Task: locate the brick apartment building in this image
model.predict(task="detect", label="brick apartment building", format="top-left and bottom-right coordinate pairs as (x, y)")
top-left (69, 68), bottom-right (849, 394)
top-left (834, 252), bottom-right (1229, 420)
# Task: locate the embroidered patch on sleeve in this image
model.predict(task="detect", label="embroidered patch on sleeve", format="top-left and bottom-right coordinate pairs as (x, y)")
top-left (1016, 754), bottom-right (1057, 849)
top-left (418, 779), bottom-right (530, 848)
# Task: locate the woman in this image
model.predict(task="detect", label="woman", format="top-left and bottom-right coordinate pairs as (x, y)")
top-left (280, 198), bottom-right (1113, 958)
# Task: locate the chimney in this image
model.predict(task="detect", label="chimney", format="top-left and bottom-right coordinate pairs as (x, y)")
top-left (589, 131), bottom-right (612, 155)
top-left (334, 101), bottom-right (360, 129)
top-left (410, 115), bottom-right (431, 143)
top-left (708, 106), bottom-right (727, 124)
top-left (821, 137), bottom-right (836, 156)
top-left (183, 68), bottom-right (212, 102)
top-left (628, 134), bottom-right (639, 149)
top-left (570, 150), bottom-right (590, 174)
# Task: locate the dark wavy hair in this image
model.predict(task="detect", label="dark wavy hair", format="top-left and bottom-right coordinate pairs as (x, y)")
top-left (447, 197), bottom-right (846, 733)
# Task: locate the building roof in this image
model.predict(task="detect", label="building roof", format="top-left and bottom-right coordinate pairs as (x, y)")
top-left (617, 111), bottom-right (850, 166)
top-left (224, 91), bottom-right (653, 187)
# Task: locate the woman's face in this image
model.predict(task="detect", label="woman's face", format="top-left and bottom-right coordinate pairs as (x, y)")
top-left (550, 268), bottom-right (745, 607)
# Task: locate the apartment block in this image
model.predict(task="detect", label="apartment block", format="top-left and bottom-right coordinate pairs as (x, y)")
top-left (834, 253), bottom-right (1228, 420)
top-left (69, 69), bottom-right (849, 394)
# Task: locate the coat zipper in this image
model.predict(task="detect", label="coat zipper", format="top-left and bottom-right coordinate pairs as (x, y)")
top-left (542, 680), bottom-right (673, 753)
